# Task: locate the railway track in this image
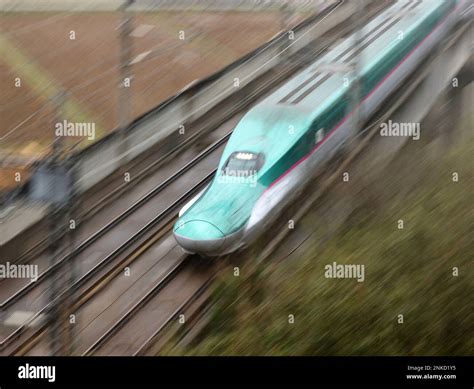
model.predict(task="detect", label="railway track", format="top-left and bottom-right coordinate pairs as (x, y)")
top-left (132, 279), bottom-right (214, 356)
top-left (0, 131), bottom-right (228, 308)
top-left (1, 1), bottom-right (394, 356)
top-left (0, 30), bottom-right (323, 266)
top-left (144, 21), bottom-right (473, 354)
top-left (2, 0), bottom-right (388, 269)
top-left (6, 128), bottom-right (231, 267)
top-left (0, 29), bottom-right (340, 353)
top-left (0, 43), bottom-right (328, 307)
top-left (84, 259), bottom-right (215, 356)
top-left (1, 172), bottom-right (213, 355)
top-left (1, 62), bottom-right (310, 350)
top-left (1, 68), bottom-right (293, 355)
top-left (16, 257), bottom-right (216, 357)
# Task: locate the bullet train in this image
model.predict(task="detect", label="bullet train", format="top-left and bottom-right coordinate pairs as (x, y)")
top-left (174, 0), bottom-right (468, 256)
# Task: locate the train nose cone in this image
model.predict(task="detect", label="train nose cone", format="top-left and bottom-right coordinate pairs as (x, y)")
top-left (173, 220), bottom-right (226, 255)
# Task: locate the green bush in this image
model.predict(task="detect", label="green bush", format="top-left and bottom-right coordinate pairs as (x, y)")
top-left (181, 133), bottom-right (473, 356)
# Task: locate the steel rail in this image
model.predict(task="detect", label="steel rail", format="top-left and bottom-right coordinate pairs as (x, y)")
top-left (82, 256), bottom-right (191, 356)
top-left (1, 170), bottom-right (215, 352)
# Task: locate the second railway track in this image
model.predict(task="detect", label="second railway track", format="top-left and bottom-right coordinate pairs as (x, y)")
top-left (1, 172), bottom-right (213, 355)
top-left (0, 1), bottom-right (396, 356)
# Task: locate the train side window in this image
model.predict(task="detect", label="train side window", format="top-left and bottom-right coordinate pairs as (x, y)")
top-left (315, 128), bottom-right (325, 144)
top-left (221, 152), bottom-right (265, 176)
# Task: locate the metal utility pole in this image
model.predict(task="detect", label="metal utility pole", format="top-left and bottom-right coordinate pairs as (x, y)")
top-left (50, 91), bottom-right (65, 355)
top-left (348, 0), bottom-right (365, 138)
top-left (51, 91), bottom-right (66, 159)
top-left (46, 182), bottom-right (64, 355)
top-left (47, 90), bottom-right (68, 355)
top-left (117, 0), bottom-right (134, 166)
top-left (28, 89), bottom-right (77, 355)
top-left (62, 152), bottom-right (78, 356)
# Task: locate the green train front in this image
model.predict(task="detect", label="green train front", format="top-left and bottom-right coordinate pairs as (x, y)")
top-left (173, 104), bottom-right (312, 255)
top-left (173, 0), bottom-right (461, 256)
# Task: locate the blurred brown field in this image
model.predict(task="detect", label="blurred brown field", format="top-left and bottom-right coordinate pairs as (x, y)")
top-left (0, 10), bottom-right (306, 190)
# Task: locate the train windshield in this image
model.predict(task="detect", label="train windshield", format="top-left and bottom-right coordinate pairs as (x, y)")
top-left (221, 152), bottom-right (264, 177)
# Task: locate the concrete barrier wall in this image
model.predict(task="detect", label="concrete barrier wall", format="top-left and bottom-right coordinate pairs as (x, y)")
top-left (74, 0), bottom-right (355, 192)
top-left (0, 0), bottom-right (328, 12)
top-left (363, 22), bottom-right (473, 174)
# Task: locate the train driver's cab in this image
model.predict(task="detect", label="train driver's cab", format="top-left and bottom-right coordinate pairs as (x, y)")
top-left (220, 151), bottom-right (265, 177)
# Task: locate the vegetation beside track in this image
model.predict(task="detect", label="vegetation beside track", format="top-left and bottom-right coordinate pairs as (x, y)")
top-left (173, 126), bottom-right (473, 356)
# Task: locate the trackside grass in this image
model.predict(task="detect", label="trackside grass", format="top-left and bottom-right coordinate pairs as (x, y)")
top-left (173, 129), bottom-right (473, 356)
